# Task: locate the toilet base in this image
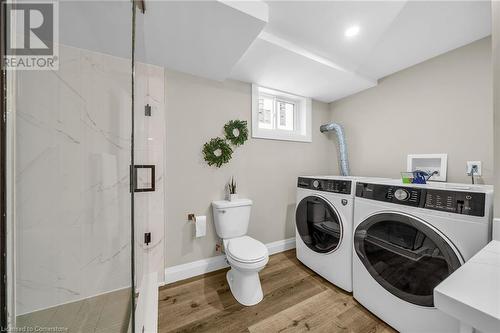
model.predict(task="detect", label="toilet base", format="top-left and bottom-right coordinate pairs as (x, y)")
top-left (226, 268), bottom-right (263, 306)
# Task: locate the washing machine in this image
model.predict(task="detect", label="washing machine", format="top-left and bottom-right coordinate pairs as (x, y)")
top-left (352, 179), bottom-right (493, 332)
top-left (295, 175), bottom-right (360, 292)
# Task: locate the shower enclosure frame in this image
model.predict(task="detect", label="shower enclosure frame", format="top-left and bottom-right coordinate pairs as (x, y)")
top-left (130, 0), bottom-right (137, 330)
top-left (0, 0), bottom-right (8, 328)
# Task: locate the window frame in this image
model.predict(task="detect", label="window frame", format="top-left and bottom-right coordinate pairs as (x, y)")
top-left (251, 84), bottom-right (312, 142)
top-left (275, 98), bottom-right (297, 131)
top-left (256, 92), bottom-right (276, 130)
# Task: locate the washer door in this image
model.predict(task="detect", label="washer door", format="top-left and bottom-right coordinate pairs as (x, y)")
top-left (354, 212), bottom-right (462, 307)
top-left (296, 195), bottom-right (343, 254)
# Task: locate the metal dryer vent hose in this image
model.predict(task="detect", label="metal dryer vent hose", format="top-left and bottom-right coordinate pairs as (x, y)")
top-left (320, 123), bottom-right (350, 176)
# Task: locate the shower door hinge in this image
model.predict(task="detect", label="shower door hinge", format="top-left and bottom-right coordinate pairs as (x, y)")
top-left (144, 104), bottom-right (151, 116)
top-left (144, 232), bottom-right (151, 246)
top-left (135, 0), bottom-right (146, 14)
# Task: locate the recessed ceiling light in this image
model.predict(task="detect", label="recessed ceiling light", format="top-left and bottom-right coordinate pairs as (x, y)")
top-left (345, 25), bottom-right (360, 38)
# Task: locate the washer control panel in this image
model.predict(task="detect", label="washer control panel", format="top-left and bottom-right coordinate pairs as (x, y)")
top-left (356, 182), bottom-right (486, 217)
top-left (298, 177), bottom-right (351, 195)
top-left (424, 189), bottom-right (485, 216)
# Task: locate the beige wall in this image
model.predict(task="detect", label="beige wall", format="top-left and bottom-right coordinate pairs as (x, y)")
top-left (329, 37), bottom-right (493, 184)
top-left (493, 2), bottom-right (500, 216)
top-left (164, 70), bottom-right (338, 267)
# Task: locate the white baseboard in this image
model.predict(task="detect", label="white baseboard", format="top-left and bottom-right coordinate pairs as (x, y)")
top-left (163, 237), bottom-right (296, 285)
top-left (266, 237), bottom-right (296, 255)
top-left (163, 254), bottom-right (228, 285)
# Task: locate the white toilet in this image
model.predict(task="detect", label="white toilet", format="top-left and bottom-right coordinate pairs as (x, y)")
top-left (212, 198), bottom-right (269, 306)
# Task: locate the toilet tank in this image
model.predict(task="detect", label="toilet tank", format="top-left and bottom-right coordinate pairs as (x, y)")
top-left (212, 199), bottom-right (252, 239)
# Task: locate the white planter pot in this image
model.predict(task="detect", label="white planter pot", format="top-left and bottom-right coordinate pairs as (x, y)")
top-left (229, 193), bottom-right (239, 201)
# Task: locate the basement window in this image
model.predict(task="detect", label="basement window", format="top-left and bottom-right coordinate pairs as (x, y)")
top-left (252, 84), bottom-right (312, 142)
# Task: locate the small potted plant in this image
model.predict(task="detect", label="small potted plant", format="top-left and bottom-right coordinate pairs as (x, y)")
top-left (227, 177), bottom-right (238, 201)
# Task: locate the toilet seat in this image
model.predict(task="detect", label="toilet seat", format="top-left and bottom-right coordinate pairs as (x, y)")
top-left (226, 236), bottom-right (268, 263)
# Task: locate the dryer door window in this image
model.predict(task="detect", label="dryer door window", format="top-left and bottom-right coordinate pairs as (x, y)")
top-left (354, 212), bottom-right (462, 307)
top-left (295, 196), bottom-right (343, 254)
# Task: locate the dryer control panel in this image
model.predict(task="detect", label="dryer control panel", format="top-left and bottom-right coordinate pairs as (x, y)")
top-left (298, 177), bottom-right (351, 195)
top-left (356, 182), bottom-right (486, 217)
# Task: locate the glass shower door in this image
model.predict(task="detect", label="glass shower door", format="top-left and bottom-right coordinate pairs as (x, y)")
top-left (5, 1), bottom-right (135, 331)
top-left (133, 4), bottom-right (166, 331)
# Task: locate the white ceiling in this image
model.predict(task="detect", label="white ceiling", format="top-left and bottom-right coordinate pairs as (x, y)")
top-left (60, 1), bottom-right (132, 60)
top-left (59, 0), bottom-right (267, 81)
top-left (260, 0), bottom-right (491, 80)
top-left (357, 1), bottom-right (492, 78)
top-left (59, 1), bottom-right (492, 103)
top-left (230, 32), bottom-right (376, 102)
top-left (135, 1), bottom-right (267, 81)
top-left (261, 1), bottom-right (409, 79)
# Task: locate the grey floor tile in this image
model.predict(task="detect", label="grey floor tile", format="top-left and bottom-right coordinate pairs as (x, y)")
top-left (17, 288), bottom-right (131, 333)
top-left (16, 307), bottom-right (56, 328)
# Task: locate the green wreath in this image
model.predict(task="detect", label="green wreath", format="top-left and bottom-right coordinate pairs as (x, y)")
top-left (224, 120), bottom-right (248, 146)
top-left (202, 137), bottom-right (233, 168)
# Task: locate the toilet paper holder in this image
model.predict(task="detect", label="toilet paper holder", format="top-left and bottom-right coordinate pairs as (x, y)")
top-left (189, 214), bottom-right (207, 238)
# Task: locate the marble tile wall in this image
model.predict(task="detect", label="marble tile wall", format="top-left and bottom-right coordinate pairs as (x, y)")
top-left (15, 44), bottom-right (165, 315)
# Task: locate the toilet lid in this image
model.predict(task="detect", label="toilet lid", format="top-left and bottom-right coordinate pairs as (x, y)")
top-left (227, 236), bottom-right (268, 263)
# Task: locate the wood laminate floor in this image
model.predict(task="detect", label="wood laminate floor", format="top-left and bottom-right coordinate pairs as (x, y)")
top-left (158, 250), bottom-right (396, 333)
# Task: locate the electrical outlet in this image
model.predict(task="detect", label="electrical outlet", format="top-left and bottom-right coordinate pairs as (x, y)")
top-left (466, 161), bottom-right (482, 176)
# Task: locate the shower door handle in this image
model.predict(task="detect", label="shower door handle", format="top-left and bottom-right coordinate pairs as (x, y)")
top-left (131, 164), bottom-right (155, 192)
